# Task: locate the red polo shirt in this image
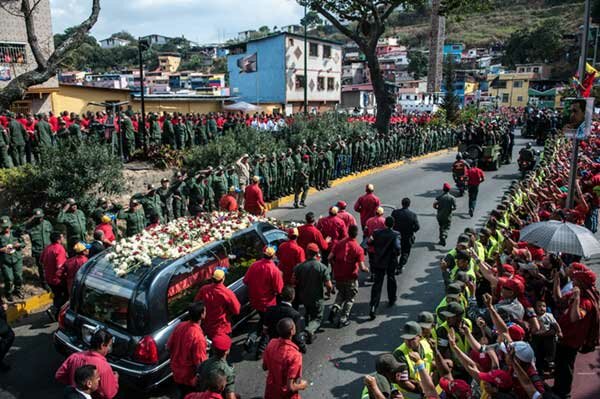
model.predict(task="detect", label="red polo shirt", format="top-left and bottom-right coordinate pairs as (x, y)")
top-left (219, 194), bottom-right (238, 211)
top-left (316, 215), bottom-right (347, 249)
top-left (95, 223), bottom-right (115, 244)
top-left (41, 242), bottom-right (67, 286)
top-left (244, 183), bottom-right (265, 216)
top-left (297, 224), bottom-right (328, 252)
top-left (243, 258), bottom-right (284, 312)
top-left (364, 215), bottom-right (385, 236)
top-left (166, 321), bottom-right (207, 387)
top-left (277, 240), bottom-right (306, 285)
top-left (467, 167), bottom-right (485, 186)
top-left (55, 350), bottom-right (119, 399)
top-left (354, 193), bottom-right (381, 227)
top-left (64, 254), bottom-right (88, 294)
top-left (262, 338), bottom-right (303, 399)
top-left (558, 294), bottom-right (595, 349)
top-left (194, 282), bottom-right (241, 339)
top-left (330, 237), bottom-right (364, 282)
top-left (337, 210), bottom-right (357, 228)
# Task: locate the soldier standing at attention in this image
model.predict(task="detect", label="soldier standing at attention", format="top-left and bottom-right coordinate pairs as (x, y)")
top-left (293, 154), bottom-right (310, 208)
top-left (433, 183), bottom-right (456, 247)
top-left (0, 217), bottom-right (25, 301)
top-left (57, 198), bottom-right (87, 256)
top-left (118, 199), bottom-right (146, 237)
top-left (25, 208), bottom-right (53, 290)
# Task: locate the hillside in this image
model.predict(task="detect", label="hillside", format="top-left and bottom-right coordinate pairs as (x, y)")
top-left (387, 1), bottom-right (584, 48)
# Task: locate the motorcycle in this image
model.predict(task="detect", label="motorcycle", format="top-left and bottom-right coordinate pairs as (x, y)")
top-left (453, 172), bottom-right (467, 196)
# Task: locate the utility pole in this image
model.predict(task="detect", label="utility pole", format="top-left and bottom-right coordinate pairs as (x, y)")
top-left (303, 3), bottom-right (308, 116)
top-left (138, 38), bottom-right (149, 151)
top-left (567, 0), bottom-right (591, 209)
top-left (427, 0), bottom-right (445, 94)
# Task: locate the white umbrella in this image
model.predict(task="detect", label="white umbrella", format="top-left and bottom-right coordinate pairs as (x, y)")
top-left (519, 220), bottom-right (600, 257)
top-left (223, 101), bottom-right (261, 112)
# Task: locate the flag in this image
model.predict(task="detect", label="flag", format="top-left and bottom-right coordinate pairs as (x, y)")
top-left (582, 63), bottom-right (597, 98)
top-left (237, 53), bottom-right (257, 73)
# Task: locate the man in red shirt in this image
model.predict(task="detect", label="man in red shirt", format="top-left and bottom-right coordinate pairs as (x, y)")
top-left (336, 201), bottom-right (357, 228)
top-left (219, 187), bottom-right (239, 212)
top-left (328, 225), bottom-right (368, 327)
top-left (41, 232), bottom-right (68, 320)
top-left (276, 228), bottom-right (306, 286)
top-left (94, 215), bottom-right (116, 246)
top-left (244, 176), bottom-right (266, 216)
top-left (243, 246), bottom-right (284, 353)
top-left (466, 161), bottom-right (485, 217)
top-left (262, 318), bottom-right (307, 399)
top-left (354, 184), bottom-right (381, 230)
top-left (554, 269), bottom-right (599, 398)
top-left (316, 206), bottom-right (347, 266)
top-left (55, 329), bottom-right (119, 399)
top-left (63, 242), bottom-right (89, 296)
top-left (167, 302), bottom-right (208, 396)
top-left (194, 269), bottom-right (241, 339)
top-left (297, 212), bottom-right (329, 253)
top-left (184, 371), bottom-right (227, 399)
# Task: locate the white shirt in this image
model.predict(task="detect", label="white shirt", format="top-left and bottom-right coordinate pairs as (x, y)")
top-left (76, 389), bottom-right (92, 399)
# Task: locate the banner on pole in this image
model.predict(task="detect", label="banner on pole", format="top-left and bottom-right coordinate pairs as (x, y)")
top-left (237, 53), bottom-right (257, 73)
top-left (563, 97), bottom-right (594, 139)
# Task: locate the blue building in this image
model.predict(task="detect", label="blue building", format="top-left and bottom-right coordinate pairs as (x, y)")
top-left (227, 32), bottom-right (342, 114)
top-left (443, 43), bottom-right (464, 64)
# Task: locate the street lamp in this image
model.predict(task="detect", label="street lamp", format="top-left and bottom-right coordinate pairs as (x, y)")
top-left (138, 37), bottom-right (150, 151)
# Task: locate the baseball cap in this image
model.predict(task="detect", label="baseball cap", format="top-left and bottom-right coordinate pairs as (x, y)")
top-left (306, 243), bottom-right (320, 253)
top-left (211, 334), bottom-right (232, 351)
top-left (0, 216), bottom-right (11, 228)
top-left (417, 311), bottom-right (435, 329)
top-left (500, 341), bottom-right (535, 363)
top-left (478, 370), bottom-right (513, 390)
top-left (399, 321), bottom-right (422, 340)
top-left (73, 242), bottom-right (87, 253)
top-left (572, 269), bottom-right (597, 287)
top-left (329, 206), bottom-right (339, 215)
top-left (439, 377), bottom-right (472, 399)
top-left (508, 324), bottom-right (526, 341)
top-left (375, 207), bottom-right (384, 216)
top-left (337, 201), bottom-right (347, 209)
top-left (213, 269), bottom-right (225, 282)
top-left (33, 208), bottom-right (44, 218)
top-left (263, 246), bottom-right (276, 257)
top-left (287, 227), bottom-right (299, 238)
top-left (440, 302), bottom-right (464, 318)
top-left (101, 215), bottom-right (112, 224)
top-left (446, 283), bottom-right (463, 299)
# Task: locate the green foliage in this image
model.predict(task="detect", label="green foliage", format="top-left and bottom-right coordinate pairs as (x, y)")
top-left (502, 18), bottom-right (566, 68)
top-left (407, 51), bottom-right (428, 80)
top-left (301, 10), bottom-right (324, 28)
top-left (441, 58), bottom-right (460, 123)
top-left (0, 164), bottom-right (35, 188)
top-left (2, 139), bottom-right (124, 216)
top-left (132, 146), bottom-right (183, 170)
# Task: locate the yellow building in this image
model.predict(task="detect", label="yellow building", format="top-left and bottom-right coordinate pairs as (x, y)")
top-left (487, 72), bottom-right (536, 108)
top-left (158, 53), bottom-right (181, 73)
top-left (130, 94), bottom-right (226, 114)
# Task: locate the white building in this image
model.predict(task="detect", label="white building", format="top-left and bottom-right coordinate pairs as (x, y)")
top-left (99, 37), bottom-right (131, 49)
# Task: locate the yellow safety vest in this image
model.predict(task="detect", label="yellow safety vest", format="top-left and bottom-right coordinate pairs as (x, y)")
top-left (392, 341), bottom-right (434, 399)
top-left (474, 241), bottom-right (486, 265)
top-left (436, 295), bottom-right (468, 325)
top-left (439, 319), bottom-right (473, 353)
top-left (486, 236), bottom-right (499, 260)
top-left (450, 261), bottom-right (477, 284)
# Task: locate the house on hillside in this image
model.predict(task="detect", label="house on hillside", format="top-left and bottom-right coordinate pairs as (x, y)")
top-left (140, 34), bottom-right (172, 46)
top-left (443, 43), bottom-right (464, 63)
top-left (99, 37), bottom-right (131, 49)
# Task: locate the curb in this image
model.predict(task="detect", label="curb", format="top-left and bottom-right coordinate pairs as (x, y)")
top-left (8, 147), bottom-right (457, 322)
top-left (6, 292), bottom-right (53, 323)
top-left (267, 147), bottom-right (457, 209)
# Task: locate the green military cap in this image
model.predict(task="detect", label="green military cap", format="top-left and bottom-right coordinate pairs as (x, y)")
top-left (400, 321), bottom-right (422, 340)
top-left (161, 178), bottom-right (169, 183)
top-left (440, 302), bottom-right (465, 318)
top-left (417, 311), bottom-right (435, 329)
top-left (32, 208), bottom-right (44, 218)
top-left (0, 216), bottom-right (12, 228)
top-left (147, 184), bottom-right (156, 191)
top-left (67, 198), bottom-right (77, 205)
top-left (446, 282), bottom-right (463, 299)
top-left (130, 198), bottom-right (140, 205)
top-left (97, 197), bottom-right (108, 205)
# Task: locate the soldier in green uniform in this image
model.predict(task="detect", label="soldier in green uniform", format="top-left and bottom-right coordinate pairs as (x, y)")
top-left (268, 153), bottom-right (279, 199)
top-left (118, 199), bottom-right (146, 237)
top-left (325, 144), bottom-right (335, 181)
top-left (163, 114), bottom-right (175, 147)
top-left (186, 174), bottom-right (205, 215)
top-left (33, 114), bottom-right (53, 163)
top-left (141, 184), bottom-right (164, 223)
top-left (196, 334), bottom-right (237, 397)
top-left (56, 120), bottom-right (70, 144)
top-left (25, 208), bottom-right (53, 290)
top-left (226, 165), bottom-right (240, 193)
top-left (293, 154), bottom-right (310, 208)
top-left (172, 172), bottom-right (188, 218)
top-left (286, 149), bottom-right (295, 194)
top-left (196, 117), bottom-right (208, 146)
top-left (120, 113), bottom-right (136, 161)
top-left (158, 178), bottom-right (174, 222)
top-left (211, 167), bottom-right (229, 204)
top-left (434, 183), bottom-right (457, 247)
top-left (207, 115), bottom-right (218, 140)
top-left (0, 123), bottom-right (13, 169)
top-left (292, 243), bottom-right (332, 342)
top-left (8, 114), bottom-right (26, 166)
top-left (68, 117), bottom-right (83, 143)
top-left (148, 113), bottom-right (162, 147)
top-left (202, 176), bottom-right (216, 212)
top-left (0, 216), bottom-right (25, 301)
top-left (258, 156), bottom-right (271, 201)
top-left (57, 198), bottom-right (87, 255)
top-left (174, 114), bottom-right (187, 150)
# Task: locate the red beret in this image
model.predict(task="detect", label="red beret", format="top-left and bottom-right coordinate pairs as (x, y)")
top-left (211, 334), bottom-right (231, 351)
top-left (306, 243), bottom-right (320, 253)
top-left (337, 201), bottom-right (347, 209)
top-left (570, 262), bottom-right (588, 272)
top-left (502, 264), bottom-right (515, 276)
top-left (302, 154), bottom-right (310, 160)
top-left (443, 182), bottom-right (452, 191)
top-left (572, 269), bottom-right (597, 287)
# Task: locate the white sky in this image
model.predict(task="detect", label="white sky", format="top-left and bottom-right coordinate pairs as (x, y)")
top-left (50, 0), bottom-right (306, 43)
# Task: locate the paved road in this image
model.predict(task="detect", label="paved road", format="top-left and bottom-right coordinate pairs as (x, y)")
top-left (3, 136), bottom-right (591, 399)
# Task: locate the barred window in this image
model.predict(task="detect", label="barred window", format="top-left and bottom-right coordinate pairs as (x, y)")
top-left (0, 43), bottom-right (26, 64)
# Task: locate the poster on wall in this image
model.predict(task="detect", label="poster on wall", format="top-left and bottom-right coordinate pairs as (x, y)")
top-left (0, 66), bottom-right (11, 81)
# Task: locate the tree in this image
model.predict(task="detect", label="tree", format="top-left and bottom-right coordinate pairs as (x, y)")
top-left (441, 57), bottom-right (459, 123)
top-left (258, 25), bottom-right (271, 34)
top-left (407, 50), bottom-right (428, 79)
top-left (301, 0), bottom-right (486, 133)
top-left (0, 0), bottom-right (101, 109)
top-left (502, 18), bottom-right (565, 68)
top-left (301, 10), bottom-right (323, 29)
top-left (111, 30), bottom-right (136, 43)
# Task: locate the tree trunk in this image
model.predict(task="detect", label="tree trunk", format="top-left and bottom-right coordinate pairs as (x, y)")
top-left (366, 50), bottom-right (392, 134)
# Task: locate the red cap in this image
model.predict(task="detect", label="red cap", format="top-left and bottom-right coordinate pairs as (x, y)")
top-left (211, 334), bottom-right (232, 351)
top-left (502, 264), bottom-right (515, 276)
top-left (306, 243), bottom-right (320, 253)
top-left (287, 227), bottom-right (299, 238)
top-left (439, 377), bottom-right (472, 399)
top-left (570, 262), bottom-right (588, 272)
top-left (443, 182), bottom-right (452, 191)
top-left (302, 154), bottom-right (310, 160)
top-left (337, 201), bottom-right (347, 209)
top-left (572, 269), bottom-right (597, 287)
top-left (508, 324), bottom-right (526, 341)
top-left (503, 278), bottom-right (523, 295)
top-left (478, 370), bottom-right (513, 390)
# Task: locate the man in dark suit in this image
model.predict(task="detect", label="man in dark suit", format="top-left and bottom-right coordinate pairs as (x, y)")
top-left (391, 197), bottom-right (420, 275)
top-left (368, 217), bottom-right (401, 320)
top-left (63, 364), bottom-right (99, 399)
top-left (88, 230), bottom-right (105, 258)
top-left (263, 285), bottom-right (307, 353)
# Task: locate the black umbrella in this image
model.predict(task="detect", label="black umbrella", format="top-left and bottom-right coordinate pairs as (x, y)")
top-left (519, 220), bottom-right (600, 257)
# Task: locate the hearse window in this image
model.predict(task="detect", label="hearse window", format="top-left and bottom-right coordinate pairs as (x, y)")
top-left (167, 252), bottom-right (219, 320)
top-left (222, 230), bottom-right (263, 283)
top-left (262, 229), bottom-right (288, 247)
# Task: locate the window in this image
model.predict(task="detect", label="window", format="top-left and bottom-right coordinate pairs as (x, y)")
top-left (495, 81), bottom-right (507, 89)
top-left (323, 45), bottom-right (332, 59)
top-left (327, 77), bottom-right (335, 91)
top-left (295, 75), bottom-right (305, 90)
top-left (502, 93), bottom-right (510, 103)
top-left (309, 42), bottom-right (319, 57)
top-left (317, 77), bottom-right (325, 91)
top-left (167, 251), bottom-right (219, 320)
top-left (289, 38), bottom-right (294, 46)
top-left (513, 80), bottom-right (523, 88)
top-left (221, 230), bottom-right (264, 283)
top-left (0, 42), bottom-right (26, 64)
top-left (517, 96), bottom-right (523, 102)
top-left (533, 67), bottom-right (539, 73)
